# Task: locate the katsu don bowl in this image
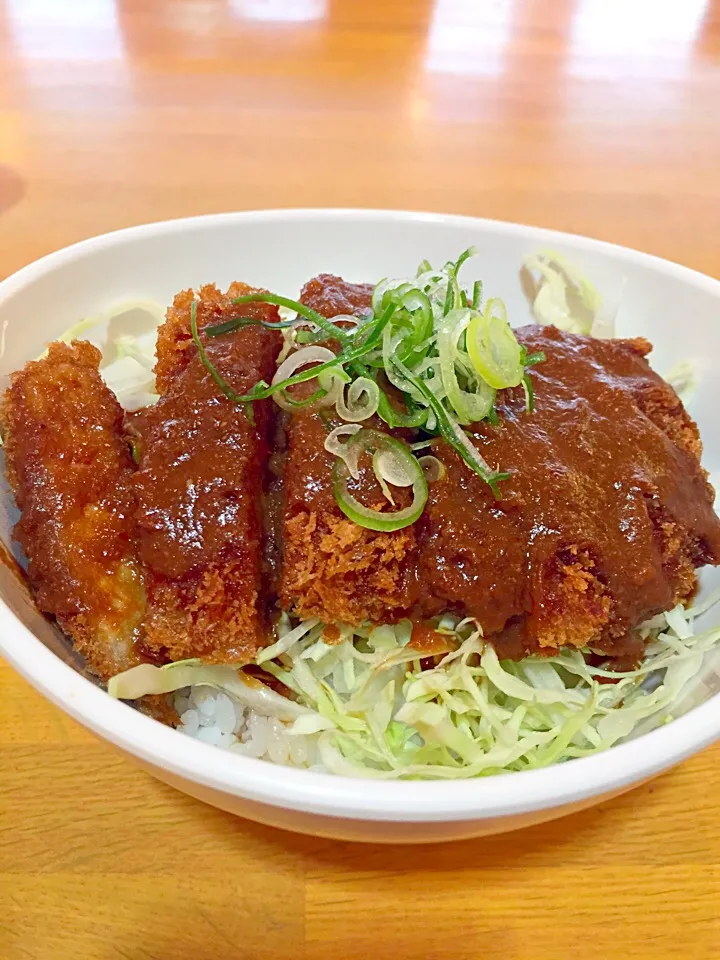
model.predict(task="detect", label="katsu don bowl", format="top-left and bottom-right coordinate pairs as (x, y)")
top-left (1, 209), bottom-right (720, 843)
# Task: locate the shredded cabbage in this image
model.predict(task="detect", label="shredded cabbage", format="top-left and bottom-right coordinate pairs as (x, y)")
top-left (109, 602), bottom-right (720, 779)
top-left (523, 250), bottom-right (616, 338)
top-left (42, 300), bottom-right (165, 410)
top-left (664, 359), bottom-right (697, 402)
top-left (108, 658), bottom-right (313, 722)
top-left (523, 252), bottom-right (700, 402)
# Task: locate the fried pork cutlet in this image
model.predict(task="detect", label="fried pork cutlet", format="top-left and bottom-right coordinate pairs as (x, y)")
top-left (5, 276), bottom-right (720, 679)
top-left (155, 282), bottom-right (283, 393)
top-left (280, 275), bottom-right (419, 625)
top-left (417, 325), bottom-right (720, 660)
top-left (1, 341), bottom-right (145, 679)
top-left (130, 284), bottom-right (282, 663)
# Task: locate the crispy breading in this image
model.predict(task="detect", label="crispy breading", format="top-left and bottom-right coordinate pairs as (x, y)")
top-left (281, 284), bottom-right (720, 652)
top-left (4, 284), bottom-right (720, 675)
top-left (282, 436), bottom-right (416, 624)
top-left (132, 285), bottom-right (282, 663)
top-left (532, 547), bottom-right (612, 650)
top-left (418, 324), bottom-right (720, 659)
top-left (299, 274), bottom-right (375, 320)
top-left (1, 341), bottom-right (145, 679)
top-left (155, 281), bottom-right (278, 394)
top-left (280, 276), bottom-right (417, 626)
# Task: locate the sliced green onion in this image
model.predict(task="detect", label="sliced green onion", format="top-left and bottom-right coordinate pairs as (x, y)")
top-left (418, 455), bottom-right (446, 482)
top-left (336, 376), bottom-right (380, 422)
top-left (442, 280), bottom-right (454, 316)
top-left (324, 424), bottom-right (362, 479)
top-left (355, 303), bottom-right (396, 352)
top-left (522, 372), bottom-right (535, 413)
top-left (271, 345), bottom-right (340, 411)
top-left (190, 301), bottom-right (253, 412)
top-left (280, 387), bottom-right (329, 409)
top-left (390, 354), bottom-right (509, 497)
top-left (205, 315), bottom-right (297, 337)
top-left (454, 246), bottom-right (477, 274)
top-left (466, 298), bottom-right (523, 389)
top-left (233, 292), bottom-right (350, 346)
top-left (272, 345), bottom-right (336, 383)
top-left (195, 248), bottom-right (536, 521)
top-left (240, 339), bottom-right (379, 406)
top-left (373, 380), bottom-right (428, 429)
top-left (398, 289), bottom-right (434, 366)
top-left (373, 447), bottom-right (415, 488)
top-left (437, 309), bottom-right (494, 424)
top-left (332, 429), bottom-right (428, 531)
top-left (371, 277), bottom-right (391, 316)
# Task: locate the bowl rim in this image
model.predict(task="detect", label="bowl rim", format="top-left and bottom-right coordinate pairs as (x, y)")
top-left (2, 206), bottom-right (720, 823)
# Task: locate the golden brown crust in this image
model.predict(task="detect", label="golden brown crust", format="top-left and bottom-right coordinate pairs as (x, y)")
top-left (418, 324), bottom-right (720, 660)
top-left (4, 289), bottom-right (720, 677)
top-left (140, 560), bottom-right (261, 663)
top-left (134, 284), bottom-right (282, 663)
top-left (281, 509), bottom-right (415, 625)
top-left (532, 547), bottom-right (612, 650)
top-left (155, 282), bottom-right (278, 394)
top-left (635, 380), bottom-right (702, 460)
top-left (280, 276), bottom-right (418, 626)
top-left (1, 341), bottom-right (145, 679)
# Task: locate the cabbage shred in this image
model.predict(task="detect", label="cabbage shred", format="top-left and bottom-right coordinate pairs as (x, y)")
top-left (110, 602), bottom-right (720, 779)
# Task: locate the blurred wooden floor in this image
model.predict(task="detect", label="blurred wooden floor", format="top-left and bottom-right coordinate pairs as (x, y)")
top-left (1, 0), bottom-right (720, 957)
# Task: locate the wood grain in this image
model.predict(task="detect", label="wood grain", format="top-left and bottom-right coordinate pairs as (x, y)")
top-left (1, 1), bottom-right (720, 957)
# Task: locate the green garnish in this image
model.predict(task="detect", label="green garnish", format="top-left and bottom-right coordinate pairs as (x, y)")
top-left (522, 372), bottom-right (535, 413)
top-left (332, 429), bottom-right (428, 531)
top-left (192, 249), bottom-right (546, 525)
top-left (390, 354), bottom-right (510, 499)
top-left (205, 315), bottom-right (297, 337)
top-left (190, 300), bottom-right (248, 405)
top-left (128, 437), bottom-right (142, 464)
top-left (466, 298), bottom-right (524, 390)
top-left (233, 293), bottom-right (350, 346)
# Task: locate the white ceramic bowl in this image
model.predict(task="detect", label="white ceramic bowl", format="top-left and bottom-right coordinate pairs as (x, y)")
top-left (1, 209), bottom-right (720, 844)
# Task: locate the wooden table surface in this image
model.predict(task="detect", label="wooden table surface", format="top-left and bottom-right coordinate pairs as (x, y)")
top-left (2, 1), bottom-right (720, 957)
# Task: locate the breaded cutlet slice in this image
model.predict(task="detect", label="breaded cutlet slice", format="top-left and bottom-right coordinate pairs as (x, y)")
top-left (1, 341), bottom-right (146, 679)
top-left (131, 284), bottom-right (282, 663)
top-left (417, 325), bottom-right (720, 660)
top-left (155, 281), bottom-right (279, 394)
top-left (280, 275), bottom-right (418, 626)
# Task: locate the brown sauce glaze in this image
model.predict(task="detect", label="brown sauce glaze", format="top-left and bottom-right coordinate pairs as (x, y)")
top-left (280, 276), bottom-right (419, 626)
top-left (416, 325), bottom-right (720, 657)
top-left (131, 286), bottom-right (282, 664)
top-left (300, 274), bottom-right (375, 320)
top-left (409, 623), bottom-right (454, 655)
top-left (5, 278), bottom-right (720, 676)
top-left (280, 279), bottom-right (720, 660)
top-left (1, 341), bottom-right (146, 679)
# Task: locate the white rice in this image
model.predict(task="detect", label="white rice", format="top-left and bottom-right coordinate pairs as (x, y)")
top-left (175, 685), bottom-right (322, 768)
